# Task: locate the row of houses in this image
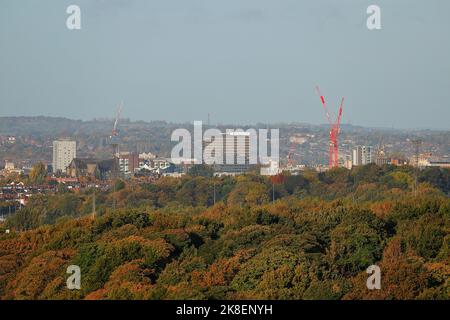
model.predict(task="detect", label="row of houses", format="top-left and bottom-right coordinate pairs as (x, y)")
top-left (50, 139), bottom-right (176, 179)
top-left (0, 182), bottom-right (56, 212)
top-left (65, 155), bottom-right (176, 180)
top-left (345, 146), bottom-right (449, 170)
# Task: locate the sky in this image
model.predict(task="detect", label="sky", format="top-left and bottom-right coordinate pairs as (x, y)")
top-left (0, 0), bottom-right (449, 129)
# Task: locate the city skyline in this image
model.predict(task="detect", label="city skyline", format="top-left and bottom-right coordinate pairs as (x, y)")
top-left (0, 0), bottom-right (449, 305)
top-left (1, 0), bottom-right (450, 129)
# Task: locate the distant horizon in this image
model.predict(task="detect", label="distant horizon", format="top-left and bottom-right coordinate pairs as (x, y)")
top-left (0, 114), bottom-right (448, 132)
top-left (1, 1), bottom-right (450, 130)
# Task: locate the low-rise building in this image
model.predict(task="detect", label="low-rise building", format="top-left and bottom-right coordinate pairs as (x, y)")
top-left (0, 160), bottom-right (24, 176)
top-left (375, 149), bottom-right (390, 166)
top-left (427, 161), bottom-right (450, 169)
top-left (343, 154), bottom-right (353, 169)
top-left (118, 152), bottom-right (139, 177)
top-left (260, 159), bottom-right (280, 176)
top-left (5, 160), bottom-right (15, 171)
top-left (66, 158), bottom-right (116, 180)
top-left (137, 157), bottom-right (176, 175)
top-left (390, 158), bottom-right (408, 166)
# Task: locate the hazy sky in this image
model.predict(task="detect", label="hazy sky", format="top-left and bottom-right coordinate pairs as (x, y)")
top-left (1, 0), bottom-right (449, 129)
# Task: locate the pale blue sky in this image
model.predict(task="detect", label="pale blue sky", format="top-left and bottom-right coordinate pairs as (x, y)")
top-left (0, 0), bottom-right (449, 129)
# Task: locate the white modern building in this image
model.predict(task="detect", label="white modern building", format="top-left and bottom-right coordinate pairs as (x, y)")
top-left (352, 146), bottom-right (374, 166)
top-left (203, 132), bottom-right (252, 166)
top-left (52, 139), bottom-right (77, 173)
top-left (260, 159), bottom-right (280, 176)
top-left (203, 132), bottom-right (255, 175)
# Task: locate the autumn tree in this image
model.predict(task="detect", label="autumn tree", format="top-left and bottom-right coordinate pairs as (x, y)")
top-left (29, 162), bottom-right (47, 184)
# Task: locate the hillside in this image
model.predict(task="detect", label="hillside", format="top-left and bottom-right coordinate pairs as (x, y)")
top-left (0, 165), bottom-right (448, 300)
top-left (1, 116), bottom-right (449, 167)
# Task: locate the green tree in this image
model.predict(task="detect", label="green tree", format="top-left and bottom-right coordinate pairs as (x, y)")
top-left (29, 162), bottom-right (47, 184)
top-left (188, 165), bottom-right (214, 177)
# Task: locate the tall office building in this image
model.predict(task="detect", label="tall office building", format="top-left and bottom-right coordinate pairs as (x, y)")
top-left (203, 132), bottom-right (254, 174)
top-left (225, 132), bottom-right (251, 165)
top-left (203, 132), bottom-right (251, 165)
top-left (52, 139), bottom-right (77, 173)
top-left (352, 145), bottom-right (374, 166)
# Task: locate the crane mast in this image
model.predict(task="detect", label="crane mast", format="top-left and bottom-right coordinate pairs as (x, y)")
top-left (111, 101), bottom-right (123, 138)
top-left (110, 101), bottom-right (123, 180)
top-left (316, 87), bottom-right (344, 169)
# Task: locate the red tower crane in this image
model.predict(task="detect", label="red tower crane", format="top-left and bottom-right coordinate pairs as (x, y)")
top-left (315, 86), bottom-right (344, 168)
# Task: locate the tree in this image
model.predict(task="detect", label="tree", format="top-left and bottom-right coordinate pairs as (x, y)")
top-left (188, 165), bottom-right (214, 177)
top-left (0, 167), bottom-right (449, 300)
top-left (283, 175), bottom-right (309, 195)
top-left (344, 238), bottom-right (431, 300)
top-left (29, 162), bottom-right (47, 184)
top-left (419, 167), bottom-right (450, 194)
top-left (227, 182), bottom-right (270, 206)
top-left (114, 179), bottom-right (126, 192)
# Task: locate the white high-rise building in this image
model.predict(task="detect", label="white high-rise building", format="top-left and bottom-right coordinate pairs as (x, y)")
top-left (52, 139), bottom-right (76, 173)
top-left (352, 146), bottom-right (374, 166)
top-left (203, 132), bottom-right (251, 165)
